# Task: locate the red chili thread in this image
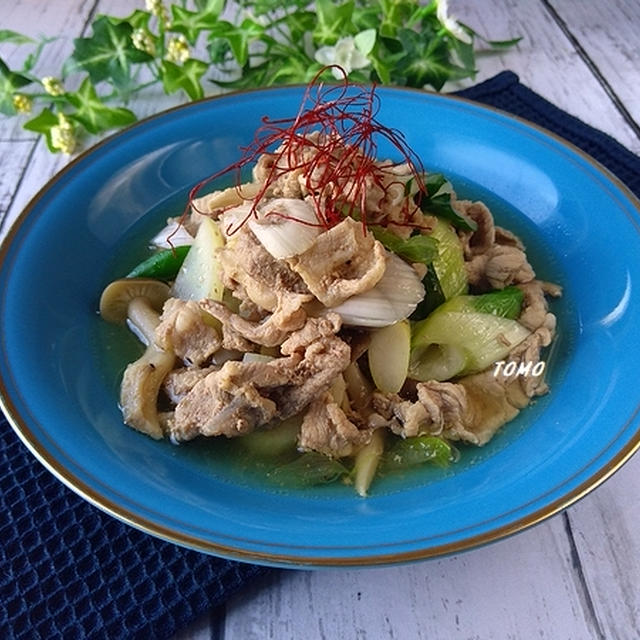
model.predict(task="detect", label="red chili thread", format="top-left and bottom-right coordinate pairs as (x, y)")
top-left (170, 65), bottom-right (430, 244)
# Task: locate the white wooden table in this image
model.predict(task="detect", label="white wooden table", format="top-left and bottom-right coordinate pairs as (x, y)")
top-left (2, 2), bottom-right (639, 638)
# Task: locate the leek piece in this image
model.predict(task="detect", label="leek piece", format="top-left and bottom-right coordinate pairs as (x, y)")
top-left (329, 252), bottom-right (425, 327)
top-left (343, 362), bottom-right (373, 411)
top-left (171, 217), bottom-right (225, 301)
top-left (370, 226), bottom-right (438, 264)
top-left (473, 286), bottom-right (524, 319)
top-left (438, 287), bottom-right (524, 319)
top-left (411, 265), bottom-right (445, 320)
top-left (409, 343), bottom-right (468, 382)
top-left (329, 374), bottom-right (347, 407)
top-left (410, 296), bottom-right (531, 380)
top-left (429, 219), bottom-right (468, 300)
top-left (240, 415), bottom-right (302, 458)
top-left (353, 429), bottom-right (386, 497)
top-left (384, 435), bottom-right (454, 469)
top-left (126, 246), bottom-right (191, 281)
top-left (417, 173), bottom-right (477, 231)
top-left (248, 198), bottom-right (321, 259)
top-left (267, 452), bottom-right (350, 487)
top-left (368, 319), bottom-right (411, 393)
top-left (242, 352), bottom-right (275, 364)
top-left (151, 221), bottom-right (194, 249)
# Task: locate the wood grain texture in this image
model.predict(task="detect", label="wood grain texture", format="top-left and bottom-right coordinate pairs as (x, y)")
top-left (224, 517), bottom-right (602, 640)
top-left (0, 140), bottom-right (35, 234)
top-left (0, 137), bottom-right (70, 236)
top-left (549, 0), bottom-right (640, 131)
top-left (449, 0), bottom-right (640, 154)
top-left (566, 455), bottom-right (640, 639)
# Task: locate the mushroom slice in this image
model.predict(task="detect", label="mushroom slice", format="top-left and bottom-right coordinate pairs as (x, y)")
top-left (99, 278), bottom-right (170, 325)
top-left (99, 278), bottom-right (174, 438)
top-left (120, 345), bottom-right (175, 440)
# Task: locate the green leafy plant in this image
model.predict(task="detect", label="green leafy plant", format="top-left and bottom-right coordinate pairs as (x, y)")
top-left (0, 0), bottom-right (518, 153)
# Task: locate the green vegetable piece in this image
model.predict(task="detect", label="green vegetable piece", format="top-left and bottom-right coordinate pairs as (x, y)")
top-left (411, 264), bottom-right (445, 320)
top-left (240, 416), bottom-right (301, 458)
top-left (473, 286), bottom-right (524, 319)
top-left (385, 436), bottom-right (453, 469)
top-left (409, 300), bottom-right (531, 380)
top-left (171, 217), bottom-right (225, 301)
top-left (408, 342), bottom-right (468, 382)
top-left (417, 173), bottom-right (477, 231)
top-left (126, 246), bottom-right (191, 281)
top-left (437, 287), bottom-right (524, 319)
top-left (371, 226), bottom-right (438, 264)
top-left (429, 218), bottom-right (468, 299)
top-left (353, 428), bottom-right (385, 497)
top-left (267, 452), bottom-right (350, 487)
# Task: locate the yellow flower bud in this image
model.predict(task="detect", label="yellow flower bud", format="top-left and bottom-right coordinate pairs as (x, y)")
top-left (51, 113), bottom-right (76, 155)
top-left (132, 28), bottom-right (156, 56)
top-left (12, 93), bottom-right (33, 114)
top-left (166, 35), bottom-right (190, 64)
top-left (145, 0), bottom-right (170, 26)
top-left (42, 76), bottom-right (64, 97)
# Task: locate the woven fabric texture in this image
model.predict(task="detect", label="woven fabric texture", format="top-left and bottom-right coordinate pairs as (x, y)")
top-left (1, 71), bottom-right (639, 640)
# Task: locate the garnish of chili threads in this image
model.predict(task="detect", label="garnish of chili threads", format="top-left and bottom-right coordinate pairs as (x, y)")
top-left (169, 65), bottom-right (431, 244)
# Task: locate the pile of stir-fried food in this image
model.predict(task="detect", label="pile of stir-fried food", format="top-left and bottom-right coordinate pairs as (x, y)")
top-left (99, 80), bottom-right (560, 496)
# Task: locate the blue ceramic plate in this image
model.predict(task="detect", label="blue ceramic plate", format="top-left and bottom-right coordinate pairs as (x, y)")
top-left (1, 87), bottom-right (640, 567)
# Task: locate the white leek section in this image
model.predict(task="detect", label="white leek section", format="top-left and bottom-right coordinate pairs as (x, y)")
top-left (248, 198), bottom-right (322, 259)
top-left (330, 252), bottom-right (425, 327)
top-left (151, 220), bottom-right (195, 249)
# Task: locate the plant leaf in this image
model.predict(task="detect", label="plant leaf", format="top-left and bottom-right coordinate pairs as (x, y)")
top-left (169, 5), bottom-right (223, 44)
top-left (72, 15), bottom-right (152, 85)
top-left (23, 108), bottom-right (59, 152)
top-left (0, 29), bottom-right (34, 45)
top-left (354, 28), bottom-right (376, 56)
top-left (207, 19), bottom-right (264, 66)
top-left (460, 22), bottom-right (522, 49)
top-left (484, 36), bottom-right (523, 48)
top-left (66, 78), bottom-right (137, 134)
top-left (395, 28), bottom-right (472, 90)
top-left (193, 0), bottom-right (226, 14)
top-left (160, 58), bottom-right (208, 100)
top-left (313, 0), bottom-right (355, 45)
top-left (107, 9), bottom-right (151, 31)
top-left (0, 57), bottom-right (33, 115)
top-left (22, 37), bottom-right (57, 73)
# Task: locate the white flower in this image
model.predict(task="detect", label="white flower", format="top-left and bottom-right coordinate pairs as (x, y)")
top-left (132, 28), bottom-right (156, 56)
top-left (166, 35), bottom-right (190, 64)
top-left (146, 0), bottom-right (170, 26)
top-left (51, 113), bottom-right (76, 155)
top-left (42, 76), bottom-right (64, 97)
top-left (436, 0), bottom-right (472, 44)
top-left (315, 37), bottom-right (370, 79)
top-left (12, 93), bottom-right (32, 114)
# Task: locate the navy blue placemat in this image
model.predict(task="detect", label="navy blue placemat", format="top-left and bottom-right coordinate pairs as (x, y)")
top-left (1, 71), bottom-right (639, 640)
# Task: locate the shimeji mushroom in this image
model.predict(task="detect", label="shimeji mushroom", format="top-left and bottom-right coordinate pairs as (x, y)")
top-left (99, 278), bottom-right (174, 439)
